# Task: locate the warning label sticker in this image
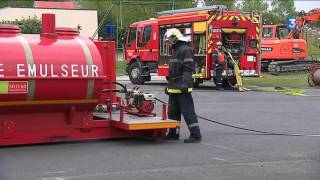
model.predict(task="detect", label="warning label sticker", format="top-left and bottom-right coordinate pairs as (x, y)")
top-left (0, 81), bottom-right (28, 94)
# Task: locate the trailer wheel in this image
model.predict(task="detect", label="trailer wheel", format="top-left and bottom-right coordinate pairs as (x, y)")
top-left (128, 62), bottom-right (145, 84)
top-left (152, 129), bottom-right (167, 141)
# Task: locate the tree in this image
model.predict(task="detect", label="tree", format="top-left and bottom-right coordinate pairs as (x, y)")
top-left (1, 16), bottom-right (41, 34)
top-left (237, 0), bottom-right (279, 24)
top-left (79, 0), bottom-right (195, 41)
top-left (0, 0), bottom-right (34, 8)
top-left (238, 0), bottom-right (268, 14)
top-left (271, 0), bottom-right (297, 23)
top-left (202, 0), bottom-right (235, 10)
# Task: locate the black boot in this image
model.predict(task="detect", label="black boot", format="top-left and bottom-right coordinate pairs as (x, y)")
top-left (164, 128), bottom-right (179, 140)
top-left (184, 126), bottom-right (202, 143)
top-left (183, 135), bottom-right (202, 143)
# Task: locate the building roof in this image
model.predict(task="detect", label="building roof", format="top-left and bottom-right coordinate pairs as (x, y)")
top-left (34, 1), bottom-right (76, 10)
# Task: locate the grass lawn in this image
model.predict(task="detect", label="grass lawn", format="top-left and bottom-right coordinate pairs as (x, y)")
top-left (116, 60), bottom-right (127, 76)
top-left (243, 72), bottom-right (310, 88)
top-left (116, 61), bottom-right (311, 88)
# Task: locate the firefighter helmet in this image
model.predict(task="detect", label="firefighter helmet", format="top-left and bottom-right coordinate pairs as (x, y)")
top-left (216, 41), bottom-right (222, 46)
top-left (164, 28), bottom-right (190, 44)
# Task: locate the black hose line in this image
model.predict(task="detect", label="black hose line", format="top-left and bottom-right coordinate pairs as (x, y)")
top-left (196, 115), bottom-right (301, 136)
top-left (104, 81), bottom-right (128, 93)
top-left (101, 89), bottom-right (121, 93)
top-left (155, 97), bottom-right (166, 104)
top-left (155, 97), bottom-right (320, 137)
top-left (114, 82), bottom-right (128, 93)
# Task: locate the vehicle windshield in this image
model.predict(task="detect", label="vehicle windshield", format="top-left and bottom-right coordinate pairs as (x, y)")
top-left (277, 26), bottom-right (289, 39)
top-left (262, 27), bottom-right (273, 38)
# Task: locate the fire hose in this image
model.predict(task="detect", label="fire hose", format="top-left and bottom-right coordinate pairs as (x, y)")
top-left (154, 97), bottom-right (320, 137)
top-left (223, 51), bottom-right (319, 96)
top-left (112, 82), bottom-right (320, 137)
top-left (223, 49), bottom-right (250, 92)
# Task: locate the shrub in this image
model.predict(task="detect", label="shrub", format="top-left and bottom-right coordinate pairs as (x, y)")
top-left (1, 16), bottom-right (41, 34)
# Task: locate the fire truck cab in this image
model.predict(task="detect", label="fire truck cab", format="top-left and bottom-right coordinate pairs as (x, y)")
top-left (125, 6), bottom-right (261, 86)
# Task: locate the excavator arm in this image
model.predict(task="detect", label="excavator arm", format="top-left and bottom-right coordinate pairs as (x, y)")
top-left (290, 8), bottom-right (320, 39)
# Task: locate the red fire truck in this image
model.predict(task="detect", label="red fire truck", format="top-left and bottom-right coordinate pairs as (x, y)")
top-left (125, 6), bottom-right (261, 86)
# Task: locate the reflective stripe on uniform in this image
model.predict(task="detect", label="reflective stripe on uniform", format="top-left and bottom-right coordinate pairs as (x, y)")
top-left (188, 123), bottom-right (199, 128)
top-left (170, 59), bottom-right (182, 63)
top-left (167, 88), bottom-right (193, 93)
top-left (184, 58), bottom-right (193, 62)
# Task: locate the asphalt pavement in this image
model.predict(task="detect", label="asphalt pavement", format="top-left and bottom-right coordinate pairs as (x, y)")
top-left (1, 79), bottom-right (320, 180)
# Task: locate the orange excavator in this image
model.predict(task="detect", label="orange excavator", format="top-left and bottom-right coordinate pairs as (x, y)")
top-left (261, 8), bottom-right (320, 73)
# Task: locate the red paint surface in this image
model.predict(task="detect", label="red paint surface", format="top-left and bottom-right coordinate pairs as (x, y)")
top-left (0, 31), bottom-right (104, 101)
top-left (34, 1), bottom-right (76, 9)
top-left (0, 14), bottom-right (114, 146)
top-left (0, 14), bottom-right (169, 146)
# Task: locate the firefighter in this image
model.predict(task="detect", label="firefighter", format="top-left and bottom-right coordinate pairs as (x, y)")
top-left (212, 41), bottom-right (227, 90)
top-left (163, 28), bottom-right (202, 143)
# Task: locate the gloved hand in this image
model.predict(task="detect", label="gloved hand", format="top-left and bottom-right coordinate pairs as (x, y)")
top-left (180, 85), bottom-right (188, 94)
top-left (164, 87), bottom-right (169, 95)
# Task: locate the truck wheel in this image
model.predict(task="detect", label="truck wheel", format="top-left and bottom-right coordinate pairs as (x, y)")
top-left (193, 78), bottom-right (202, 88)
top-left (213, 77), bottom-right (236, 88)
top-left (128, 62), bottom-right (145, 84)
top-left (222, 79), bottom-right (236, 88)
top-left (193, 81), bottom-right (200, 88)
top-left (144, 75), bottom-right (151, 82)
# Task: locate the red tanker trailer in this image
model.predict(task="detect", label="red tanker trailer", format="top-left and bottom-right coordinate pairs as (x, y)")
top-left (0, 14), bottom-right (179, 146)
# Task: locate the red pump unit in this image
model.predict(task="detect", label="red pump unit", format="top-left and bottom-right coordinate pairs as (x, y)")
top-left (0, 14), bottom-right (179, 146)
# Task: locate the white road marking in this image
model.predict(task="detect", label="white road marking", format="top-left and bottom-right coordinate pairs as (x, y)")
top-left (201, 143), bottom-right (261, 159)
top-left (211, 157), bottom-right (233, 162)
top-left (42, 171), bottom-right (67, 175)
top-left (40, 177), bottom-right (66, 180)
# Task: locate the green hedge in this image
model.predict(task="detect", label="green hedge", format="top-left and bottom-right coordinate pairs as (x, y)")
top-left (1, 16), bottom-right (41, 34)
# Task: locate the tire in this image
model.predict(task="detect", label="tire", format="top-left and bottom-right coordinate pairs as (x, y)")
top-left (308, 73), bottom-right (315, 87)
top-left (144, 75), bottom-right (151, 82)
top-left (222, 78), bottom-right (236, 88)
top-left (275, 65), bottom-right (282, 73)
top-left (193, 81), bottom-right (200, 88)
top-left (193, 78), bottom-right (202, 88)
top-left (213, 76), bottom-right (236, 88)
top-left (128, 61), bottom-right (145, 84)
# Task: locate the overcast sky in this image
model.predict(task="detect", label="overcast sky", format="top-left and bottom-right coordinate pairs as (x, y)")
top-left (198, 0), bottom-right (320, 12)
top-left (294, 0), bottom-right (320, 12)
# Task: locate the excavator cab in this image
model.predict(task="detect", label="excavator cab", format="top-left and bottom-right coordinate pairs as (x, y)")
top-left (262, 25), bottom-right (288, 40)
top-left (261, 24), bottom-right (308, 70)
top-left (276, 26), bottom-right (289, 39)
